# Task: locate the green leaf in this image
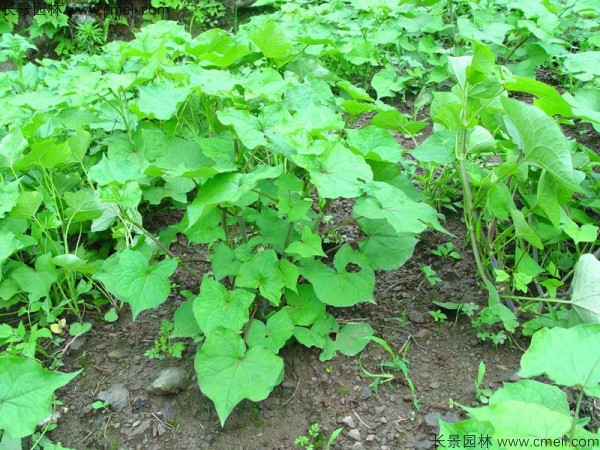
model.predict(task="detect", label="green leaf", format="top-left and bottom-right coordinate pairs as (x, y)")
top-left (410, 130), bottom-right (455, 164)
top-left (371, 64), bottom-right (406, 99)
top-left (171, 297), bottom-right (201, 338)
top-left (346, 126), bottom-right (403, 163)
top-left (358, 219), bottom-right (418, 271)
top-left (502, 97), bottom-right (581, 193)
top-left (63, 189), bottom-right (103, 223)
top-left (248, 19), bottom-right (293, 61)
top-left (193, 276), bottom-right (254, 336)
top-left (186, 166), bottom-right (282, 229)
top-left (489, 380), bottom-right (570, 416)
top-left (0, 230), bottom-right (24, 265)
top-left (285, 226), bottom-right (326, 258)
top-left (355, 182), bottom-right (446, 234)
top-left (88, 155), bottom-right (144, 186)
top-left (194, 327), bottom-right (284, 425)
top-left (301, 245), bottom-right (375, 307)
top-left (294, 144), bottom-right (372, 199)
top-left (519, 324), bottom-right (600, 397)
top-left (571, 254), bottom-right (600, 324)
top-left (0, 181), bottom-right (20, 219)
top-left (217, 109), bottom-right (267, 150)
top-left (503, 77), bottom-right (573, 117)
top-left (293, 313), bottom-right (339, 349)
top-left (0, 356), bottom-right (80, 439)
top-left (285, 285), bottom-right (326, 326)
top-left (510, 209), bottom-right (543, 250)
top-left (0, 128), bottom-right (28, 169)
top-left (332, 323), bottom-right (373, 357)
top-left (371, 110), bottom-right (427, 135)
top-left (12, 254), bottom-right (59, 301)
top-left (137, 80), bottom-right (191, 121)
top-left (438, 419), bottom-right (499, 450)
top-left (235, 250), bottom-right (285, 306)
top-left (50, 254), bottom-right (96, 274)
top-left (111, 250), bottom-right (178, 320)
top-left (246, 309), bottom-right (294, 353)
top-left (10, 190), bottom-right (43, 219)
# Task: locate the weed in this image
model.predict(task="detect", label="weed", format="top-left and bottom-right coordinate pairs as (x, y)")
top-left (144, 320), bottom-right (185, 360)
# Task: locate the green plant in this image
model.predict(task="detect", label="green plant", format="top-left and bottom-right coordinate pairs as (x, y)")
top-left (360, 336), bottom-right (419, 410)
top-left (431, 300), bottom-right (479, 325)
top-left (74, 19), bottom-right (105, 54)
top-left (474, 361), bottom-right (493, 404)
top-left (421, 265), bottom-right (442, 286)
top-left (431, 242), bottom-right (461, 260)
top-left (144, 320), bottom-right (185, 360)
top-left (91, 400), bottom-right (110, 413)
top-left (295, 423), bottom-right (343, 450)
top-left (438, 325), bottom-right (600, 448)
top-left (428, 309), bottom-right (448, 324)
top-left (0, 33), bottom-right (36, 78)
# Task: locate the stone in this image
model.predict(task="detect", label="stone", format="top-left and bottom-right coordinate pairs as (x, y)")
top-left (348, 429), bottom-right (361, 441)
top-left (362, 386), bottom-right (373, 399)
top-left (425, 412), bottom-right (442, 427)
top-left (408, 310), bottom-right (426, 323)
top-left (342, 415), bottom-right (357, 429)
top-left (97, 384), bottom-right (129, 412)
top-left (107, 349), bottom-right (127, 359)
top-left (428, 381), bottom-right (440, 389)
top-left (366, 434), bottom-right (376, 442)
top-left (147, 367), bottom-right (189, 395)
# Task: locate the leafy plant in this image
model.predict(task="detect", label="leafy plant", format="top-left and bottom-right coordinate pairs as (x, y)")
top-left (295, 423), bottom-right (343, 450)
top-left (421, 265), bottom-right (442, 286)
top-left (360, 336), bottom-right (419, 410)
top-left (474, 361), bottom-right (493, 404)
top-left (144, 320), bottom-right (185, 360)
top-left (91, 400), bottom-right (109, 413)
top-left (429, 309), bottom-right (448, 324)
top-left (438, 324), bottom-right (600, 448)
top-left (432, 242), bottom-right (461, 260)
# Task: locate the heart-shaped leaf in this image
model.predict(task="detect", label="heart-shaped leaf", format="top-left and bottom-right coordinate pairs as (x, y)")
top-left (195, 327), bottom-right (284, 425)
top-left (0, 357), bottom-right (80, 439)
top-left (571, 254), bottom-right (600, 324)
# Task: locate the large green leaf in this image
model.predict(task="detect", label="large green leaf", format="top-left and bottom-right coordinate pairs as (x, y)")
top-left (137, 81), bottom-right (191, 121)
top-left (571, 254), bottom-right (600, 324)
top-left (193, 276), bottom-right (254, 336)
top-left (195, 327), bottom-right (284, 425)
top-left (284, 285), bottom-right (326, 326)
top-left (235, 250), bottom-right (286, 306)
top-left (501, 97), bottom-right (581, 192)
top-left (12, 254), bottom-right (59, 300)
top-left (519, 324), bottom-right (600, 397)
top-left (294, 144), bottom-right (373, 199)
top-left (358, 219), bottom-right (418, 270)
top-left (0, 357), bottom-right (80, 439)
top-left (0, 181), bottom-right (20, 219)
top-left (248, 19), bottom-right (293, 61)
top-left (246, 309), bottom-right (294, 353)
top-left (111, 250), bottom-right (178, 320)
top-left (186, 166), bottom-right (282, 228)
top-left (301, 245), bottom-right (375, 307)
top-left (355, 182), bottom-right (446, 234)
top-left (0, 230), bottom-right (24, 265)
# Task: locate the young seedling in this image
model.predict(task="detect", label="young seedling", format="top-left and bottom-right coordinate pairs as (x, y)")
top-left (431, 242), bottom-right (461, 260)
top-left (144, 320), bottom-right (185, 360)
top-left (428, 309), bottom-right (448, 324)
top-left (91, 400), bottom-right (110, 414)
top-left (474, 361), bottom-right (493, 404)
top-left (420, 265), bottom-right (442, 286)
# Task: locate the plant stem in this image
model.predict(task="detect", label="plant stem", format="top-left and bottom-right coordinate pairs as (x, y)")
top-left (569, 389), bottom-right (585, 441)
top-left (123, 213), bottom-right (203, 283)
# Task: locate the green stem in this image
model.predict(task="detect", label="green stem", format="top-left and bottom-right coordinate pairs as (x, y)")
top-left (568, 389), bottom-right (584, 441)
top-left (499, 294), bottom-right (571, 304)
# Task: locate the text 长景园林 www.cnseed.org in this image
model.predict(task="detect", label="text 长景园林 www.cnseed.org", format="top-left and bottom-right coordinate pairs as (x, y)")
top-left (1, 3), bottom-right (168, 17)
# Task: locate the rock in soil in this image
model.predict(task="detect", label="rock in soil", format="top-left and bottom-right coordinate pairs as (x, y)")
top-left (348, 428), bottom-right (362, 441)
top-left (342, 415), bottom-right (357, 429)
top-left (146, 367), bottom-right (189, 395)
top-left (97, 384), bottom-right (129, 412)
